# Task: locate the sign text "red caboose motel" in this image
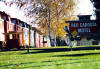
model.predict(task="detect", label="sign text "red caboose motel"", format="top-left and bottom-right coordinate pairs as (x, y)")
top-left (66, 15), bottom-right (98, 33)
top-left (70, 22), bottom-right (97, 33)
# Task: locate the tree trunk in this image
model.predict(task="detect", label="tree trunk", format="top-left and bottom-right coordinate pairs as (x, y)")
top-left (48, 8), bottom-right (54, 46)
top-left (54, 32), bottom-right (57, 47)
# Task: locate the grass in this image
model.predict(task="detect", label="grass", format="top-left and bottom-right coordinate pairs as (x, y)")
top-left (0, 46), bottom-right (100, 69)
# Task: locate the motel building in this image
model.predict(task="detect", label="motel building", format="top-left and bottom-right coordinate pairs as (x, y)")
top-left (65, 15), bottom-right (100, 46)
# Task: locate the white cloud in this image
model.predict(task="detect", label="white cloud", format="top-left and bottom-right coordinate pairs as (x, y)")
top-left (0, 2), bottom-right (8, 12)
top-left (0, 1), bottom-right (27, 22)
top-left (78, 0), bottom-right (94, 15)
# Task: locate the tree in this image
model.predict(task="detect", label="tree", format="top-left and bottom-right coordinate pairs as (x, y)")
top-left (90, 0), bottom-right (100, 26)
top-left (36, 0), bottom-right (78, 46)
top-left (90, 0), bottom-right (100, 19)
top-left (90, 0), bottom-right (100, 40)
top-left (13, 0), bottom-right (78, 46)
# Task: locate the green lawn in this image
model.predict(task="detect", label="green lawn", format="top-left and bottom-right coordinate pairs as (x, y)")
top-left (1, 46), bottom-right (100, 69)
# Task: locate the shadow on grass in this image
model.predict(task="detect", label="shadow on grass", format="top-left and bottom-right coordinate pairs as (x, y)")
top-left (52, 52), bottom-right (100, 57)
top-left (22, 46), bottom-right (100, 54)
top-left (0, 62), bottom-right (35, 67)
top-left (10, 59), bottom-right (100, 69)
top-left (42, 58), bottom-right (88, 63)
top-left (42, 58), bottom-right (79, 63)
top-left (54, 59), bottom-right (100, 66)
top-left (23, 48), bottom-right (69, 54)
top-left (1, 46), bottom-right (100, 55)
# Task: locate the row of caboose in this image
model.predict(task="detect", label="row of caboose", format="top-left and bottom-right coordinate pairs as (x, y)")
top-left (0, 11), bottom-right (50, 50)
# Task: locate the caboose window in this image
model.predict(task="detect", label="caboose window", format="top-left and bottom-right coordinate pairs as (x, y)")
top-left (11, 19), bottom-right (16, 24)
top-left (23, 23), bottom-right (26, 27)
top-left (26, 25), bottom-right (29, 28)
top-left (23, 23), bottom-right (25, 27)
top-left (19, 21), bottom-right (25, 27)
top-left (19, 22), bottom-right (23, 27)
top-left (9, 34), bottom-right (13, 39)
top-left (1, 15), bottom-right (6, 20)
top-left (26, 24), bottom-right (30, 29)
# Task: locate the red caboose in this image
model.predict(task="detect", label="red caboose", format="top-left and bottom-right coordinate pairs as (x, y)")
top-left (0, 12), bottom-right (9, 49)
top-left (5, 18), bottom-right (20, 49)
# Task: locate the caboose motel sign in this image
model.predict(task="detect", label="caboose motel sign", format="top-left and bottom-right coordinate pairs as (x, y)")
top-left (70, 21), bottom-right (97, 33)
top-left (66, 15), bottom-right (97, 33)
